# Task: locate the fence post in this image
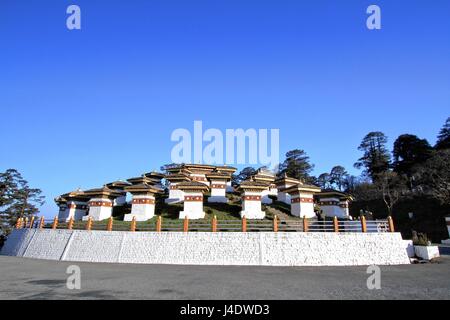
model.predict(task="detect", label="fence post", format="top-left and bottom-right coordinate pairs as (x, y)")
top-left (242, 216), bottom-right (247, 232)
top-left (273, 215), bottom-right (278, 232)
top-left (29, 216), bottom-right (35, 229)
top-left (39, 216), bottom-right (45, 229)
top-left (360, 215), bottom-right (367, 233)
top-left (303, 217), bottom-right (309, 232)
top-left (86, 216), bottom-right (92, 231)
top-left (68, 217), bottom-right (74, 230)
top-left (130, 216), bottom-right (136, 232)
top-left (212, 215), bottom-right (217, 232)
top-left (107, 217), bottom-right (113, 231)
top-left (333, 216), bottom-right (339, 233)
top-left (15, 218), bottom-right (22, 229)
top-left (183, 216), bottom-right (189, 232)
top-left (156, 216), bottom-right (162, 232)
top-left (51, 217), bottom-right (58, 230)
top-left (388, 216), bottom-right (395, 232)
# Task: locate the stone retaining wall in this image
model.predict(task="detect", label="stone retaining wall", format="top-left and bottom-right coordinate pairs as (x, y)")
top-left (1, 229), bottom-right (411, 266)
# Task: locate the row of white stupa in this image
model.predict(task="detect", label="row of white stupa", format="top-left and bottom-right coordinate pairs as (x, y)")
top-left (55, 164), bottom-right (353, 222)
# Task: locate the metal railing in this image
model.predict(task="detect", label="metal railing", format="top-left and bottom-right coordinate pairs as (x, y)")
top-left (14, 215), bottom-right (395, 233)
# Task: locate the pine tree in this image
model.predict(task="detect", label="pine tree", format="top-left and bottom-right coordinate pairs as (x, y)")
top-left (392, 134), bottom-right (432, 176)
top-left (0, 169), bottom-right (45, 234)
top-left (354, 132), bottom-right (391, 181)
top-left (278, 149), bottom-right (315, 182)
top-left (232, 167), bottom-right (257, 185)
top-left (317, 173), bottom-right (331, 189)
top-left (435, 117), bottom-right (450, 150)
top-left (330, 166), bottom-right (348, 191)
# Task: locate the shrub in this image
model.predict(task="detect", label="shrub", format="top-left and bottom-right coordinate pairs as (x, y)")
top-left (412, 230), bottom-right (431, 246)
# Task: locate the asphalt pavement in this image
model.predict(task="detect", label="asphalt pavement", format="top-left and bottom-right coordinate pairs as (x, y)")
top-left (0, 255), bottom-right (449, 300)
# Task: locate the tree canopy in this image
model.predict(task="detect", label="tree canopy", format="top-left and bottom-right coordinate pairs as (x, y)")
top-left (232, 167), bottom-right (257, 185)
top-left (316, 165), bottom-right (350, 191)
top-left (415, 149), bottom-right (450, 204)
top-left (330, 166), bottom-right (348, 191)
top-left (435, 117), bottom-right (450, 150)
top-left (354, 131), bottom-right (391, 181)
top-left (278, 149), bottom-right (314, 182)
top-left (0, 169), bottom-right (45, 234)
top-left (392, 134), bottom-right (432, 176)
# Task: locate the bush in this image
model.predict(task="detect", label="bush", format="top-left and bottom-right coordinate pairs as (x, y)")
top-left (412, 230), bottom-right (431, 246)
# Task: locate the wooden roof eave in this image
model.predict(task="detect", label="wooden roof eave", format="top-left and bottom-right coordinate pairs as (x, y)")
top-left (284, 184), bottom-right (321, 194)
top-left (124, 185), bottom-right (163, 195)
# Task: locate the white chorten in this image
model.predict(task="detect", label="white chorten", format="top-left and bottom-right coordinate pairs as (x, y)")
top-left (123, 183), bottom-right (163, 221)
top-left (274, 173), bottom-right (300, 205)
top-left (177, 181), bottom-right (210, 219)
top-left (55, 189), bottom-right (89, 222)
top-left (238, 179), bottom-right (268, 220)
top-left (284, 183), bottom-right (321, 218)
top-left (82, 186), bottom-right (125, 221)
top-left (315, 190), bottom-right (353, 219)
top-left (207, 171), bottom-right (231, 203)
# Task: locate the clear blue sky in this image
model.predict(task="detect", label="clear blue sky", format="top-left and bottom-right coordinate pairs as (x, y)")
top-left (1, 0), bottom-right (449, 216)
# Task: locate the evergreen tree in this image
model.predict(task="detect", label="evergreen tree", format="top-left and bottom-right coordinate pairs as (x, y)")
top-left (330, 166), bottom-right (348, 191)
top-left (354, 132), bottom-right (391, 181)
top-left (342, 174), bottom-right (358, 193)
top-left (392, 134), bottom-right (432, 176)
top-left (435, 117), bottom-right (450, 150)
top-left (232, 167), bottom-right (257, 185)
top-left (0, 169), bottom-right (45, 234)
top-left (317, 173), bottom-right (331, 189)
top-left (278, 149), bottom-right (315, 182)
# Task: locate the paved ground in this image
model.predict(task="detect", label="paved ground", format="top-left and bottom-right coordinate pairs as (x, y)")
top-left (0, 255), bottom-right (449, 300)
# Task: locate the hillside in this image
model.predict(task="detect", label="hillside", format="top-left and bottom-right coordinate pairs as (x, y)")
top-left (109, 193), bottom-right (301, 223)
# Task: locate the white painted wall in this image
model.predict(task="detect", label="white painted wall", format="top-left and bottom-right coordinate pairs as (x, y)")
top-left (179, 192), bottom-right (205, 219)
top-left (415, 245), bottom-right (440, 260)
top-left (277, 192), bottom-right (291, 205)
top-left (268, 186), bottom-right (278, 196)
top-left (290, 193), bottom-right (315, 218)
top-left (1, 229), bottom-right (411, 266)
top-left (261, 190), bottom-right (273, 204)
top-left (165, 183), bottom-right (184, 204)
top-left (83, 198), bottom-right (112, 221)
top-left (124, 195), bottom-right (155, 221)
top-left (320, 197), bottom-right (345, 218)
top-left (71, 201), bottom-right (88, 221)
top-left (241, 191), bottom-right (265, 219)
top-left (276, 181), bottom-right (296, 204)
top-left (58, 201), bottom-right (87, 221)
top-left (403, 240), bottom-right (415, 258)
top-left (57, 205), bottom-right (68, 221)
top-left (208, 179), bottom-right (227, 203)
top-left (339, 200), bottom-right (350, 218)
top-left (190, 174), bottom-right (209, 186)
